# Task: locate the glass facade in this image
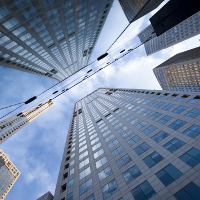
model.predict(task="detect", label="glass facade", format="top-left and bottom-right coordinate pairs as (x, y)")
top-left (53, 88), bottom-right (200, 200)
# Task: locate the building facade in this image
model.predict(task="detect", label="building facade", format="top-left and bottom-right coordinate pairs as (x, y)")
top-left (0, 99), bottom-right (53, 144)
top-left (0, 0), bottom-right (113, 82)
top-left (138, 11), bottom-right (200, 55)
top-left (0, 150), bottom-right (20, 200)
top-left (118, 0), bottom-right (164, 23)
top-left (37, 191), bottom-right (54, 200)
top-left (53, 87), bottom-right (200, 200)
top-left (153, 46), bottom-right (200, 92)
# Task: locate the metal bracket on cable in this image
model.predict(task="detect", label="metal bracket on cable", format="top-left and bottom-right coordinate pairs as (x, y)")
top-left (97, 53), bottom-right (108, 61)
top-left (24, 96), bottom-right (37, 104)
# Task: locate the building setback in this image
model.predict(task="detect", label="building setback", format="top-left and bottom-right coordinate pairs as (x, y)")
top-left (118, 0), bottom-right (164, 23)
top-left (138, 11), bottom-right (200, 55)
top-left (53, 87), bottom-right (200, 200)
top-left (37, 191), bottom-right (54, 200)
top-left (0, 150), bottom-right (20, 200)
top-left (153, 46), bottom-right (200, 92)
top-left (0, 0), bottom-right (113, 81)
top-left (0, 99), bottom-right (53, 144)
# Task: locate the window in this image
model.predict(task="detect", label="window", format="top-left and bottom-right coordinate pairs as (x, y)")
top-left (101, 179), bottom-right (119, 199)
top-left (118, 126), bottom-right (128, 133)
top-left (134, 143), bottom-right (150, 155)
top-left (80, 167), bottom-right (91, 180)
top-left (70, 168), bottom-right (74, 175)
top-left (172, 106), bottom-right (188, 114)
top-left (168, 120), bottom-right (187, 130)
top-left (143, 110), bottom-right (153, 116)
top-left (154, 102), bottom-right (165, 108)
top-left (13, 0), bottom-right (31, 9)
top-left (156, 164), bottom-right (182, 186)
top-left (79, 158), bottom-right (89, 169)
top-left (85, 194), bottom-right (95, 200)
top-left (98, 166), bottom-right (112, 181)
top-left (92, 142), bottom-right (101, 151)
top-left (61, 183), bottom-right (66, 193)
top-left (174, 182), bottom-right (200, 200)
top-left (179, 148), bottom-right (200, 167)
top-left (182, 125), bottom-right (200, 138)
top-left (162, 104), bottom-right (175, 111)
top-left (143, 125), bottom-right (157, 135)
top-left (131, 181), bottom-right (156, 200)
top-left (23, 7), bottom-right (37, 19)
top-left (79, 151), bottom-right (88, 160)
top-left (125, 114), bottom-right (134, 121)
top-left (149, 112), bottom-right (162, 120)
top-left (108, 139), bottom-right (119, 149)
top-left (116, 154), bottom-right (132, 168)
top-left (157, 116), bottom-right (173, 124)
top-left (143, 151), bottom-right (164, 168)
top-left (96, 156), bottom-right (108, 169)
top-left (94, 149), bottom-right (104, 159)
top-left (79, 179), bottom-right (93, 196)
top-left (123, 165), bottom-right (141, 183)
top-left (148, 100), bottom-right (158, 106)
top-left (112, 146), bottom-right (124, 157)
top-left (127, 136), bottom-right (141, 146)
top-left (68, 179), bottom-right (73, 188)
top-left (122, 130), bottom-right (133, 139)
top-left (151, 131), bottom-right (169, 143)
top-left (163, 138), bottom-right (185, 153)
top-left (185, 108), bottom-right (200, 118)
top-left (67, 192), bottom-right (73, 200)
top-left (188, 99), bottom-right (199, 104)
top-left (130, 118), bottom-right (140, 125)
top-left (136, 121), bottom-right (148, 129)
top-left (176, 98), bottom-right (184, 102)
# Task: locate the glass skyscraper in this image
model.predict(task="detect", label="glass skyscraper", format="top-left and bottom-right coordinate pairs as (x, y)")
top-left (0, 150), bottom-right (20, 200)
top-left (118, 0), bottom-right (164, 23)
top-left (0, 0), bottom-right (113, 82)
top-left (153, 46), bottom-right (200, 92)
top-left (138, 11), bottom-right (200, 55)
top-left (53, 87), bottom-right (200, 200)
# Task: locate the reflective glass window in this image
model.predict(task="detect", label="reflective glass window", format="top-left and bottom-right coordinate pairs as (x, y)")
top-left (163, 138), bottom-right (185, 153)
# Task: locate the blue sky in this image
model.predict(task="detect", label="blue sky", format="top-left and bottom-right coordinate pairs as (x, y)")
top-left (1, 0), bottom-right (200, 200)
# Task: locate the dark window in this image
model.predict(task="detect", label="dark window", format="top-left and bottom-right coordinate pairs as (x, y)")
top-left (134, 142), bottom-right (150, 155)
top-left (172, 106), bottom-right (188, 114)
top-left (67, 192), bottom-right (73, 200)
top-left (143, 151), bottom-right (164, 168)
top-left (116, 154), bottom-right (132, 168)
top-left (174, 182), bottom-right (200, 200)
top-left (149, 112), bottom-right (162, 120)
top-left (163, 138), bottom-right (185, 153)
top-left (168, 120), bottom-right (187, 130)
top-left (151, 131), bottom-right (169, 143)
top-left (112, 146), bottom-right (124, 157)
top-left (157, 116), bottom-right (173, 124)
top-left (179, 148), bottom-right (200, 167)
top-left (79, 179), bottom-right (93, 196)
top-left (185, 108), bottom-right (200, 118)
top-left (143, 125), bottom-right (157, 135)
top-left (131, 181), bottom-right (156, 200)
top-left (127, 136), bottom-right (141, 146)
top-left (156, 164), bottom-right (182, 186)
top-left (182, 125), bottom-right (200, 138)
top-left (61, 183), bottom-right (66, 193)
top-left (101, 179), bottom-right (119, 199)
top-left (122, 165), bottom-right (142, 183)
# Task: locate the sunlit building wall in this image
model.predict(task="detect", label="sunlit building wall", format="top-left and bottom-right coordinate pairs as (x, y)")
top-left (0, 99), bottom-right (53, 144)
top-left (153, 46), bottom-right (200, 92)
top-left (0, 150), bottom-right (20, 200)
top-left (53, 87), bottom-right (200, 200)
top-left (0, 0), bottom-right (113, 81)
top-left (138, 11), bottom-right (200, 55)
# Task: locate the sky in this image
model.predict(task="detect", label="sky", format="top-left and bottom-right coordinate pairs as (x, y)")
top-left (1, 0), bottom-right (200, 200)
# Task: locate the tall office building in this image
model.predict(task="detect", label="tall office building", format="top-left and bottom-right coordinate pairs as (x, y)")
top-left (0, 150), bottom-right (20, 200)
top-left (153, 46), bottom-right (200, 92)
top-left (37, 191), bottom-right (54, 200)
top-left (0, 0), bottom-right (113, 82)
top-left (0, 99), bottom-right (53, 144)
top-left (53, 87), bottom-right (200, 200)
top-left (138, 11), bottom-right (200, 55)
top-left (118, 0), bottom-right (164, 23)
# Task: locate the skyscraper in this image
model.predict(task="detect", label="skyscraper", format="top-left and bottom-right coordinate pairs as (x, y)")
top-left (0, 150), bottom-right (20, 200)
top-left (138, 11), bottom-right (200, 55)
top-left (153, 46), bottom-right (200, 92)
top-left (0, 0), bottom-right (113, 82)
top-left (53, 87), bottom-right (200, 200)
top-left (37, 191), bottom-right (53, 200)
top-left (118, 0), bottom-right (164, 23)
top-left (0, 99), bottom-right (53, 144)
